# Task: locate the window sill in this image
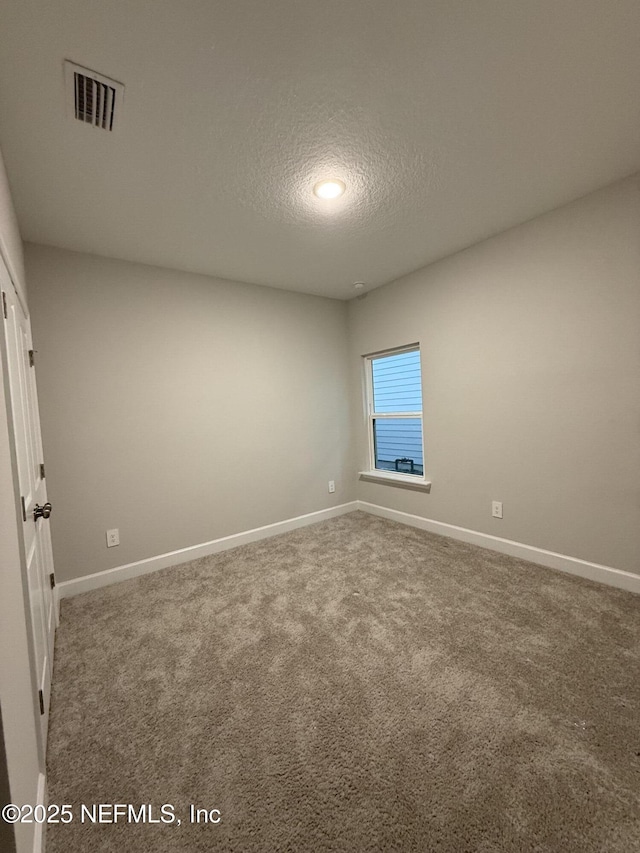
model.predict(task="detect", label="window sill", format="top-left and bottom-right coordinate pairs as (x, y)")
top-left (358, 471), bottom-right (432, 492)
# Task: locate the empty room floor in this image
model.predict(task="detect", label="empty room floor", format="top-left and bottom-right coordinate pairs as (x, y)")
top-left (46, 512), bottom-right (639, 852)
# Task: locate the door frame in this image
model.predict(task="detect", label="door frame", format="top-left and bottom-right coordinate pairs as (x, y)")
top-left (0, 264), bottom-right (51, 767)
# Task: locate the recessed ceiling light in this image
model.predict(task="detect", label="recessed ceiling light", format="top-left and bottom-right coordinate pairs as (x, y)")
top-left (313, 179), bottom-right (346, 199)
top-left (353, 281), bottom-right (365, 290)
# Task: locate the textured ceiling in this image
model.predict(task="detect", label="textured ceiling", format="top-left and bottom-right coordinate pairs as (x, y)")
top-left (1, 1), bottom-right (639, 299)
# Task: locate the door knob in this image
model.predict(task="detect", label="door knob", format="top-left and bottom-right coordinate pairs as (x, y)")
top-left (33, 502), bottom-right (52, 521)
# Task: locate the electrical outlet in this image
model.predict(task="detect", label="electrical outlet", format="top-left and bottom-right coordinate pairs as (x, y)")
top-left (491, 501), bottom-right (503, 519)
top-left (328, 480), bottom-right (336, 494)
top-left (106, 528), bottom-right (120, 547)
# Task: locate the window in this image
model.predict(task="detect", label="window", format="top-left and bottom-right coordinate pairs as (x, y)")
top-left (364, 346), bottom-right (424, 478)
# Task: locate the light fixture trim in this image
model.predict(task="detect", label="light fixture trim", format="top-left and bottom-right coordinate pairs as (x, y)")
top-left (313, 179), bottom-right (346, 199)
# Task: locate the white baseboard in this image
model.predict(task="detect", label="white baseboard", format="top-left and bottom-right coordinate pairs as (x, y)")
top-left (58, 498), bottom-right (639, 600)
top-left (58, 502), bottom-right (358, 599)
top-left (357, 501), bottom-right (640, 594)
top-left (33, 772), bottom-right (46, 853)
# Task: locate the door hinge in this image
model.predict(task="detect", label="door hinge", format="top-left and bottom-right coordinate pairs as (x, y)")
top-left (50, 572), bottom-right (56, 590)
top-left (29, 349), bottom-right (35, 367)
top-left (40, 463), bottom-right (46, 479)
top-left (21, 495), bottom-right (26, 522)
top-left (2, 291), bottom-right (6, 319)
top-left (38, 689), bottom-right (44, 715)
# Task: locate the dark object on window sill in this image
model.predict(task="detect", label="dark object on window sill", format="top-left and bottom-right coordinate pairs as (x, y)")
top-left (395, 457), bottom-right (415, 474)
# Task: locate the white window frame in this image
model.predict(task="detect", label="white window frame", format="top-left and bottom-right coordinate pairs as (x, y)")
top-left (362, 344), bottom-right (429, 489)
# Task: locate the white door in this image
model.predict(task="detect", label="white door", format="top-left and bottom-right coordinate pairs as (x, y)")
top-left (1, 262), bottom-right (56, 751)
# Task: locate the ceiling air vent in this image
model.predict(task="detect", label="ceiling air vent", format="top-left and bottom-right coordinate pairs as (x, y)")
top-left (64, 61), bottom-right (124, 131)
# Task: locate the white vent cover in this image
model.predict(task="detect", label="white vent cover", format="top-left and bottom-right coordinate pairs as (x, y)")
top-left (64, 61), bottom-right (124, 131)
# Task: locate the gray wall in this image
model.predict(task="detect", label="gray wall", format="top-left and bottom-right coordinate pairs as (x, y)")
top-left (26, 245), bottom-right (353, 582)
top-left (25, 174), bottom-right (640, 582)
top-left (348, 175), bottom-right (640, 575)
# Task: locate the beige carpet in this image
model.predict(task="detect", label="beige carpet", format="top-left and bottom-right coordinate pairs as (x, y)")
top-left (47, 511), bottom-right (639, 852)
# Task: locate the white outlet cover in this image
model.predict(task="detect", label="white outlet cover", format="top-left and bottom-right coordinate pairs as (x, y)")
top-left (106, 528), bottom-right (120, 547)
